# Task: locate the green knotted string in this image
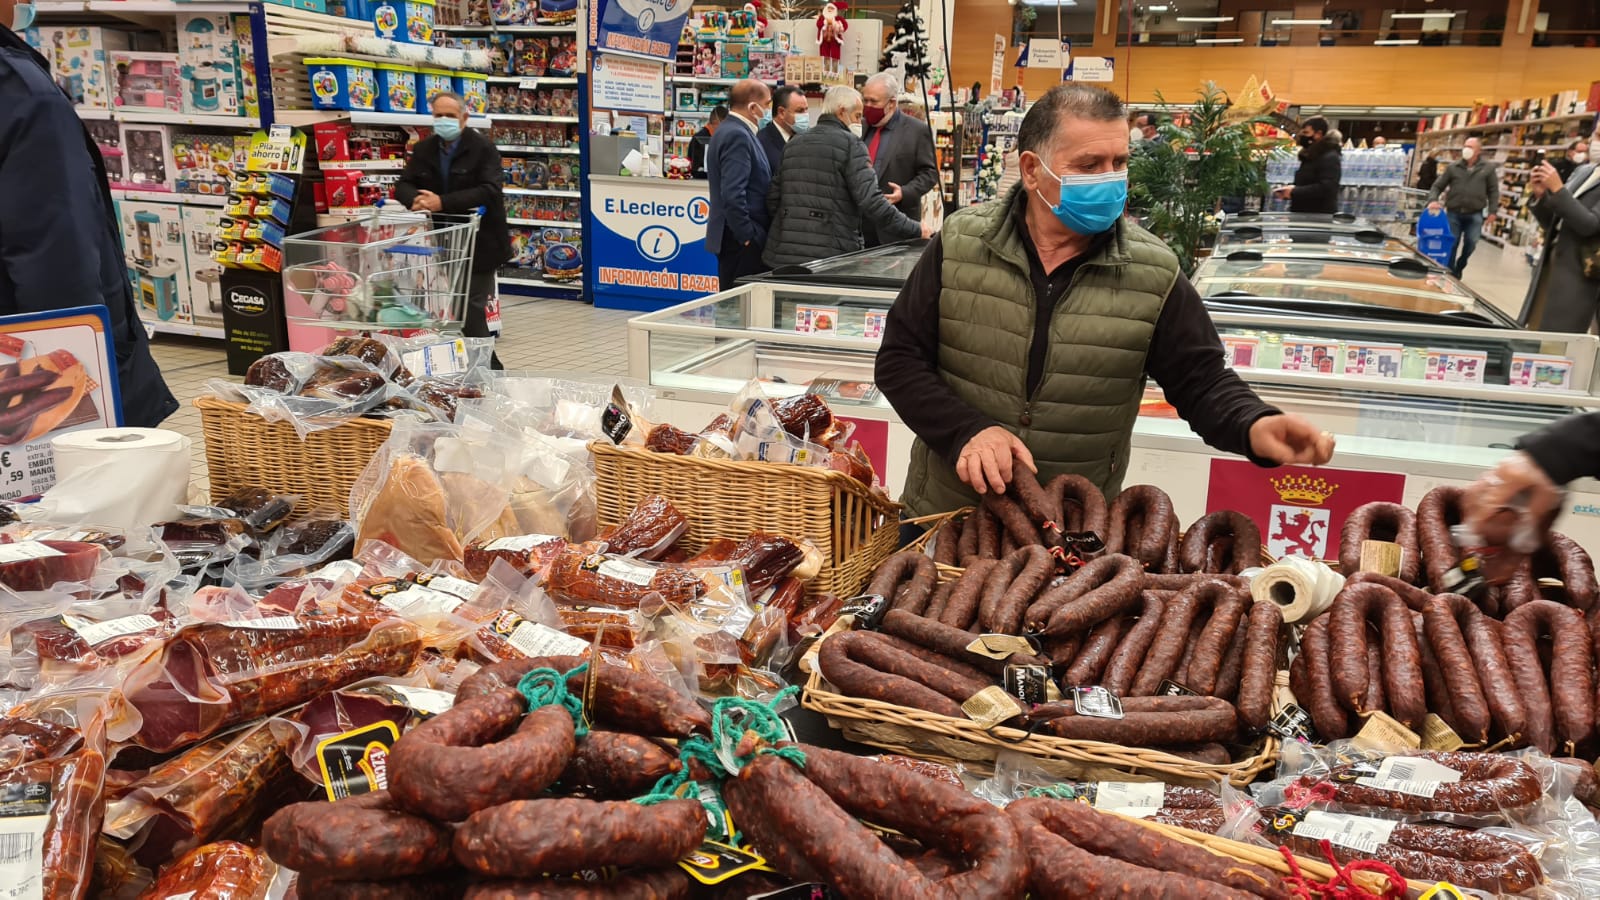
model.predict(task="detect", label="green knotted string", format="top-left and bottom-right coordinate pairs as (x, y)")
top-left (633, 686), bottom-right (804, 808)
top-left (1025, 783), bottom-right (1084, 800)
top-left (516, 661), bottom-right (590, 738)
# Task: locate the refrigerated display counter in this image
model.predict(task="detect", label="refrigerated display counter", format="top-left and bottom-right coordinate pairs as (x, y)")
top-left (628, 240), bottom-right (1600, 547)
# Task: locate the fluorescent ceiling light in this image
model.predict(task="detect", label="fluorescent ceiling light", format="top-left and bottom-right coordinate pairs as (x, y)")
top-left (1271, 18), bottom-right (1333, 25)
top-left (1195, 37), bottom-right (1244, 43)
top-left (1148, 4), bottom-right (1169, 10)
top-left (1374, 38), bottom-right (1420, 44)
top-left (1021, 0), bottom-right (1076, 6)
top-left (1177, 16), bottom-right (1234, 22)
top-left (1390, 11), bottom-right (1458, 18)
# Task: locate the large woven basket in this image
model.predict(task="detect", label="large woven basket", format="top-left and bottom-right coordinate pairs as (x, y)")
top-left (589, 442), bottom-right (900, 600)
top-left (802, 662), bottom-right (1279, 787)
top-left (196, 395), bottom-right (393, 517)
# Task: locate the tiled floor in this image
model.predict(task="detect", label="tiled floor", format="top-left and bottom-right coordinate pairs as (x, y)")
top-left (150, 245), bottom-right (1538, 493)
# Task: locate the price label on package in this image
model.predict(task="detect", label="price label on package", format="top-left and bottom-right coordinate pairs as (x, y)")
top-left (1280, 340), bottom-right (1340, 375)
top-left (1291, 811), bottom-right (1398, 855)
top-left (0, 780), bottom-right (51, 900)
top-left (1344, 342), bottom-right (1404, 379)
top-left (1422, 349), bottom-right (1488, 384)
top-left (1355, 755), bottom-right (1462, 798)
top-left (1509, 353), bottom-right (1574, 391)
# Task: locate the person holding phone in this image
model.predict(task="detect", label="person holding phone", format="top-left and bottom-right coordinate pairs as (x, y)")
top-left (1519, 125), bottom-right (1600, 333)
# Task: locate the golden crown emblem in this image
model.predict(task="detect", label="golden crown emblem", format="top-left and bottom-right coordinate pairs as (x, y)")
top-left (1271, 474), bottom-right (1338, 506)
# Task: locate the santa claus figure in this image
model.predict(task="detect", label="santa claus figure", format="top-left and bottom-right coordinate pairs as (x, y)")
top-left (817, 0), bottom-right (847, 70)
top-left (743, 2), bottom-right (769, 39)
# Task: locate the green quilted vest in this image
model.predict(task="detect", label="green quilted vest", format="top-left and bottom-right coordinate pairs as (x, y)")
top-left (900, 188), bottom-right (1180, 517)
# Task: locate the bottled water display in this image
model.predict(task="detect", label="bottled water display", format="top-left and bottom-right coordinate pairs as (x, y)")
top-left (1265, 146), bottom-right (1410, 219)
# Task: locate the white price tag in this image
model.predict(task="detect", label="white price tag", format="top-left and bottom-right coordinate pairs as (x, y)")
top-left (401, 339), bottom-right (470, 378)
top-left (222, 616), bottom-right (301, 630)
top-left (597, 557), bottom-right (656, 586)
top-left (62, 613), bottom-right (160, 647)
top-left (0, 542), bottom-right (63, 564)
top-left (1292, 811), bottom-right (1398, 855)
top-left (412, 574), bottom-right (480, 602)
top-left (0, 781), bottom-right (51, 900)
top-left (485, 534), bottom-right (561, 553)
top-left (1355, 756), bottom-right (1462, 798)
top-left (1093, 782), bottom-right (1165, 817)
top-left (518, 77), bottom-right (540, 90)
top-left (507, 621), bottom-right (590, 658)
top-left (379, 586), bottom-right (465, 618)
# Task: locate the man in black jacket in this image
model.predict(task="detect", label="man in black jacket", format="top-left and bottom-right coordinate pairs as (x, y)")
top-left (763, 86), bottom-right (929, 267)
top-left (1274, 116), bottom-right (1342, 214)
top-left (689, 106), bottom-right (727, 179)
top-left (757, 85), bottom-right (808, 174)
top-left (395, 91), bottom-right (511, 368)
top-left (859, 72), bottom-right (938, 246)
top-left (1, 3), bottom-right (176, 428)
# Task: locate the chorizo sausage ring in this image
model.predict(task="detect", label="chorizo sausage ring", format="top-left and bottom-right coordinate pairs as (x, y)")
top-left (1269, 814), bottom-right (1541, 895)
top-left (1339, 501), bottom-right (1421, 584)
top-left (979, 544), bottom-right (1054, 634)
top-left (459, 655), bottom-right (710, 738)
top-left (880, 608), bottom-right (1049, 676)
top-left (983, 490), bottom-right (1042, 548)
top-left (1327, 581), bottom-right (1427, 728)
top-left (1100, 590), bottom-right (1169, 697)
top-left (1033, 696), bottom-right (1240, 745)
top-left (1024, 554), bottom-right (1140, 630)
top-left (1047, 473), bottom-right (1108, 539)
top-left (1419, 597), bottom-right (1492, 743)
top-left (1300, 614), bottom-right (1350, 740)
top-left (387, 692), bottom-right (576, 822)
top-left (1183, 588), bottom-right (1250, 695)
top-left (1129, 579), bottom-right (1234, 696)
top-left (1031, 554), bottom-right (1146, 637)
top-left (453, 798), bottom-right (706, 878)
top-left (816, 631), bottom-right (988, 718)
top-left (1416, 485), bottom-right (1466, 593)
top-left (1532, 532), bottom-right (1599, 613)
top-left (560, 731), bottom-right (681, 799)
top-left (1062, 616), bottom-right (1128, 685)
top-left (262, 791), bottom-right (454, 881)
top-left (1314, 750), bottom-right (1543, 815)
top-left (1105, 485), bottom-right (1176, 568)
top-left (721, 746), bottom-right (1029, 900)
top-left (1501, 599), bottom-right (1595, 754)
top-left (866, 550), bottom-right (938, 616)
top-left (974, 505), bottom-right (1001, 561)
top-left (1008, 469), bottom-right (1063, 547)
top-left (1235, 602), bottom-right (1283, 731)
top-left (937, 558), bottom-right (998, 630)
top-left (1015, 819), bottom-right (1252, 900)
top-left (1179, 512), bottom-right (1262, 575)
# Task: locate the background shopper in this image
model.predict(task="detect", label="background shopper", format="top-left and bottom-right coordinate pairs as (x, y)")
top-left (1273, 116), bottom-right (1342, 214)
top-left (1520, 145), bottom-right (1600, 332)
top-left (763, 86), bottom-right (930, 268)
top-left (1, 0), bottom-right (176, 427)
top-left (705, 80), bottom-right (773, 290)
top-left (395, 91), bottom-right (511, 370)
top-left (859, 72), bottom-right (938, 246)
top-left (1427, 136), bottom-right (1501, 278)
top-left (758, 84), bottom-right (808, 173)
top-left (690, 105), bottom-right (728, 179)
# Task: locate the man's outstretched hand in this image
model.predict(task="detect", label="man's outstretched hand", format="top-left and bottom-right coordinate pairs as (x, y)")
top-left (956, 426), bottom-right (1037, 495)
top-left (1249, 414), bottom-right (1335, 465)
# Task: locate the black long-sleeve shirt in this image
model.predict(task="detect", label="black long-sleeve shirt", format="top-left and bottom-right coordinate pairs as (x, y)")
top-left (1519, 411), bottom-right (1600, 487)
top-left (875, 215), bottom-right (1278, 466)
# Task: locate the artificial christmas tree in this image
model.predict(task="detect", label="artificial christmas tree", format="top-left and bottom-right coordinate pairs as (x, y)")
top-left (880, 0), bottom-right (929, 80)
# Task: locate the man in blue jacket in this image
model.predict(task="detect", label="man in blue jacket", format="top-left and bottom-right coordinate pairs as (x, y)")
top-left (1, 0), bottom-right (176, 427)
top-left (705, 79), bottom-right (772, 291)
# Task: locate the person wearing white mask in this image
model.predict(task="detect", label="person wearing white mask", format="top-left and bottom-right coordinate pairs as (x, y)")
top-left (1552, 137), bottom-right (1588, 182)
top-left (395, 91), bottom-right (511, 368)
top-left (758, 84), bottom-right (809, 174)
top-left (762, 85), bottom-right (931, 267)
top-left (1426, 136), bottom-right (1500, 278)
top-left (1520, 125), bottom-right (1600, 332)
top-left (705, 79), bottom-right (773, 289)
top-left (1, 0), bottom-right (177, 427)
top-left (875, 84), bottom-right (1332, 525)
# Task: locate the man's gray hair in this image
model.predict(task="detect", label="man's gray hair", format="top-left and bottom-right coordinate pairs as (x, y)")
top-left (822, 85), bottom-right (862, 118)
top-left (1016, 84), bottom-right (1128, 156)
top-left (864, 71), bottom-right (902, 98)
top-left (429, 90), bottom-right (467, 110)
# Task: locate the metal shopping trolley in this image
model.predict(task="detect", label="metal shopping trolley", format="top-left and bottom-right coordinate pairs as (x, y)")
top-left (281, 202), bottom-right (482, 332)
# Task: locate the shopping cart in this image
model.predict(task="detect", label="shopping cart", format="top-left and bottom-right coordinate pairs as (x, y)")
top-left (281, 202), bottom-right (482, 332)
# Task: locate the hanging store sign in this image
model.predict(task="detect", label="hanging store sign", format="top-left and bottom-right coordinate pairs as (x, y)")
top-left (589, 177), bottom-right (719, 310)
top-left (591, 52), bottom-right (667, 113)
top-left (590, 0), bottom-right (695, 62)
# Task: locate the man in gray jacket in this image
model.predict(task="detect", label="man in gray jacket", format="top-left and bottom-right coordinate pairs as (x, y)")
top-left (1426, 136), bottom-right (1500, 278)
top-left (763, 86), bottom-right (931, 267)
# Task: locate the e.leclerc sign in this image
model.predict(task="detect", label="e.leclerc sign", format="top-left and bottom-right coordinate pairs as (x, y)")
top-left (589, 177), bottom-right (719, 310)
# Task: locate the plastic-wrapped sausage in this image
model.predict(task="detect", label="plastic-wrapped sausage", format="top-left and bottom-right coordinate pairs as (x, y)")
top-left (1339, 502), bottom-right (1421, 585)
top-left (262, 791), bottom-right (454, 881)
top-left (1265, 812), bottom-right (1540, 895)
top-left (599, 495), bottom-right (688, 560)
top-left (453, 798), bottom-right (705, 878)
top-left (543, 544), bottom-right (705, 609)
top-left (1311, 751), bottom-right (1542, 815)
top-left (1501, 599), bottom-right (1594, 754)
top-left (2, 746), bottom-right (105, 900)
top-left (867, 550), bottom-right (938, 616)
top-left (979, 544), bottom-right (1053, 634)
top-left (137, 841), bottom-right (274, 900)
top-left (457, 655), bottom-right (709, 738)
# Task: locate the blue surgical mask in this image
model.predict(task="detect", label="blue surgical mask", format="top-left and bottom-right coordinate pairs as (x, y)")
top-left (792, 112), bottom-right (811, 133)
top-left (758, 107), bottom-right (773, 129)
top-left (12, 2), bottom-right (36, 29)
top-left (1035, 161), bottom-right (1128, 235)
top-left (432, 117), bottom-right (462, 142)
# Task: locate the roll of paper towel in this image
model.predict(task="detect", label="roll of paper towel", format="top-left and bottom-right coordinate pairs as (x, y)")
top-left (41, 428), bottom-right (192, 531)
top-left (1250, 554), bottom-right (1345, 623)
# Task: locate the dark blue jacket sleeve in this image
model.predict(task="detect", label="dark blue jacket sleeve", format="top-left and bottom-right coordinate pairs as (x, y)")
top-left (0, 62), bottom-right (117, 314)
top-left (718, 134), bottom-right (764, 246)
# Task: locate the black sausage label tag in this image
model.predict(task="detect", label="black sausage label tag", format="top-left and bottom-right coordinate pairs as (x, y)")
top-left (317, 720), bottom-right (399, 801)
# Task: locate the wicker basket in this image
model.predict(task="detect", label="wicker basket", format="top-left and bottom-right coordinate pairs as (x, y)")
top-left (589, 442), bottom-right (901, 600)
top-left (903, 508), bottom-right (970, 581)
top-left (802, 663), bottom-right (1279, 787)
top-left (196, 395), bottom-right (393, 517)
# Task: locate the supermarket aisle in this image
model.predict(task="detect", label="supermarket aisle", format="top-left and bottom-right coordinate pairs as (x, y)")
top-left (1458, 241), bottom-right (1534, 322)
top-left (147, 295), bottom-right (635, 493)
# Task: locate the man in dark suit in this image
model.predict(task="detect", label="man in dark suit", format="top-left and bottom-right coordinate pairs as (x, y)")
top-left (396, 91), bottom-right (512, 368)
top-left (859, 71), bottom-right (938, 247)
top-left (1, 2), bottom-right (176, 427)
top-left (689, 105), bottom-right (727, 179)
top-left (705, 79), bottom-right (772, 290)
top-left (758, 84), bottom-right (809, 173)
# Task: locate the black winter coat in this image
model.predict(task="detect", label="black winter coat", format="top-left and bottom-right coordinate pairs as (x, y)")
top-left (1290, 137), bottom-right (1343, 214)
top-left (0, 26), bottom-right (176, 428)
top-left (763, 115), bottom-right (921, 267)
top-left (394, 128), bottom-right (512, 273)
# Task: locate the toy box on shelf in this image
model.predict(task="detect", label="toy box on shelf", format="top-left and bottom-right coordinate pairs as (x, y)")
top-left (117, 200), bottom-right (193, 328)
top-left (507, 224), bottom-right (582, 284)
top-left (175, 13), bottom-right (245, 117)
top-left (180, 205), bottom-right (227, 334)
top-left (116, 123), bottom-right (175, 192)
top-left (173, 132), bottom-right (249, 196)
top-left (22, 26), bottom-right (130, 110)
top-left (490, 121), bottom-right (579, 149)
top-left (111, 51), bottom-right (183, 114)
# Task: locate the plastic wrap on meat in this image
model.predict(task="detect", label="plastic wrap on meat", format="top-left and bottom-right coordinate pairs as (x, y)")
top-left (0, 539), bottom-right (103, 592)
top-left (543, 544), bottom-right (705, 609)
top-left (600, 495), bottom-right (688, 561)
top-left (108, 720), bottom-right (299, 869)
top-left (0, 715), bottom-right (81, 767)
top-left (413, 380), bottom-right (484, 422)
top-left (464, 534), bottom-right (567, 581)
top-left (1, 746), bottom-right (106, 900)
top-left (726, 533), bottom-right (806, 596)
top-left (156, 517), bottom-right (248, 548)
top-left (135, 840), bottom-right (274, 900)
top-left (771, 393), bottom-right (836, 443)
top-left (300, 371), bottom-right (386, 402)
top-left (274, 518), bottom-right (354, 560)
top-left (216, 488), bottom-right (297, 533)
top-left (645, 423), bottom-right (697, 455)
top-left (354, 456), bottom-right (464, 565)
top-left (323, 337), bottom-right (399, 376)
top-left (244, 356), bottom-right (296, 392)
top-left (122, 615), bottom-right (422, 753)
top-left (12, 609), bottom-right (176, 678)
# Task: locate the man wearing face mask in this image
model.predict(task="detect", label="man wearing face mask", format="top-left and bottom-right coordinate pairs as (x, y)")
top-left (1551, 137), bottom-right (1588, 182)
top-left (705, 79), bottom-right (773, 290)
top-left (876, 85), bottom-right (1334, 519)
top-left (757, 84), bottom-right (808, 174)
top-left (1426, 136), bottom-right (1499, 278)
top-left (395, 91), bottom-right (512, 368)
top-left (1272, 116), bottom-right (1342, 215)
top-left (0, 0), bottom-right (177, 427)
top-left (859, 72), bottom-right (938, 247)
top-left (762, 86), bottom-right (931, 267)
